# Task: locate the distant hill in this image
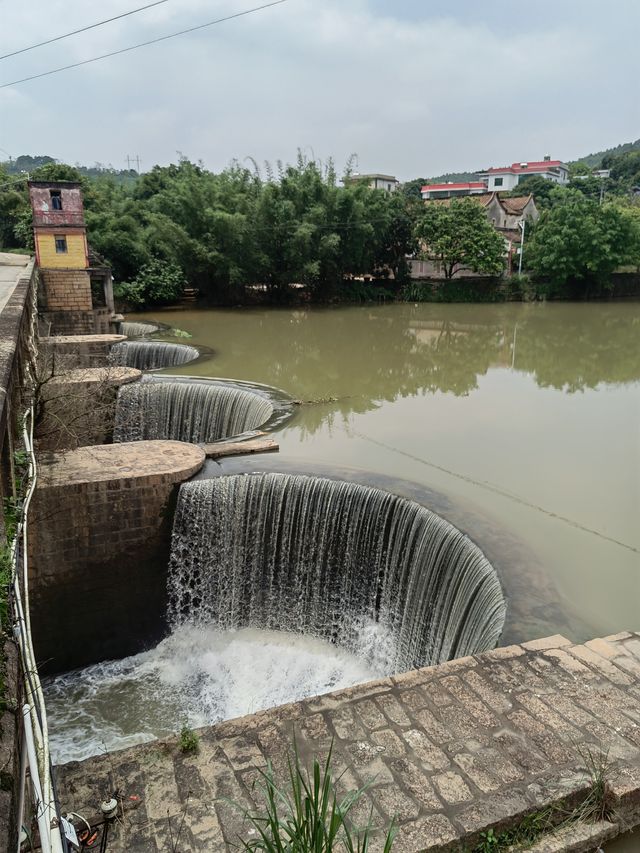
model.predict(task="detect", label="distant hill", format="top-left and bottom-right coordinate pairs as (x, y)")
top-left (570, 139), bottom-right (640, 168)
top-left (420, 170), bottom-right (480, 184)
top-left (1, 153), bottom-right (140, 186)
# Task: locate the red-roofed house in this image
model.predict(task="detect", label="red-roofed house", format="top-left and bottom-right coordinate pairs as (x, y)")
top-left (420, 182), bottom-right (487, 200)
top-left (478, 158), bottom-right (569, 192)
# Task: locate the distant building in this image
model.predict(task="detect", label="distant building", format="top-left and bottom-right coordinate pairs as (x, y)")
top-left (342, 173), bottom-right (399, 192)
top-left (28, 180), bottom-right (115, 334)
top-left (478, 157), bottom-right (569, 192)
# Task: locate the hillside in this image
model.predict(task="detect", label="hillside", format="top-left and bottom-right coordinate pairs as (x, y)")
top-left (570, 138), bottom-right (640, 168)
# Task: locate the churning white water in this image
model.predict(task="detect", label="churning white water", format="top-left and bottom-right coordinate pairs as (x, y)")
top-left (44, 624), bottom-right (383, 764)
top-left (45, 472), bottom-right (505, 765)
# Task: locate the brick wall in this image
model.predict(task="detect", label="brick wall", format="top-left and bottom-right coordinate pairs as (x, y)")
top-left (27, 442), bottom-right (204, 674)
top-left (39, 269), bottom-right (92, 311)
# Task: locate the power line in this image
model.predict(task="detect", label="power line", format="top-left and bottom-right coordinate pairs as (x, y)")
top-left (0, 0), bottom-right (171, 62)
top-left (0, 0), bottom-right (288, 89)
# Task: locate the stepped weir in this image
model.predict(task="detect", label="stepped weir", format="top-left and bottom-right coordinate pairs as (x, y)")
top-left (119, 320), bottom-right (159, 337)
top-left (113, 378), bottom-right (274, 444)
top-left (168, 473), bottom-right (506, 669)
top-left (108, 339), bottom-right (199, 370)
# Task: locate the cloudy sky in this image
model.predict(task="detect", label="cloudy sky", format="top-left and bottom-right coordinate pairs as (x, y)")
top-left (1, 0), bottom-right (638, 179)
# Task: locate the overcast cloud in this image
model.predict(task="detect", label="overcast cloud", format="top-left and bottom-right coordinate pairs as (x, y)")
top-left (1, 0), bottom-right (638, 179)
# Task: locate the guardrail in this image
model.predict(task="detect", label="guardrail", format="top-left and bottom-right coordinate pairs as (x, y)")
top-left (11, 407), bottom-right (66, 853)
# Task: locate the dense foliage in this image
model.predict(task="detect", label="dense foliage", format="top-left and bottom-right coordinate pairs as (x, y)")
top-left (524, 190), bottom-right (639, 294)
top-left (414, 198), bottom-right (506, 279)
top-left (2, 141), bottom-right (639, 304)
top-left (0, 154), bottom-right (417, 305)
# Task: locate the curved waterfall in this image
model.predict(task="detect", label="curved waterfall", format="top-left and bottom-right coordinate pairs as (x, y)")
top-left (108, 340), bottom-right (199, 371)
top-left (114, 379), bottom-right (274, 443)
top-left (168, 473), bottom-right (506, 671)
top-left (120, 320), bottom-right (159, 337)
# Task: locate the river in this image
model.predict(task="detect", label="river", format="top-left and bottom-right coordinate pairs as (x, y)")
top-left (138, 300), bottom-right (640, 644)
top-left (44, 300), bottom-right (640, 770)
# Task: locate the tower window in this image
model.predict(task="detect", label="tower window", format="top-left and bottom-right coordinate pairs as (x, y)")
top-left (55, 236), bottom-right (68, 253)
top-left (50, 190), bottom-right (63, 210)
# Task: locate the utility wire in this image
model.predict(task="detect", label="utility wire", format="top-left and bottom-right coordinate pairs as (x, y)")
top-left (0, 0), bottom-right (171, 61)
top-left (0, 0), bottom-right (288, 89)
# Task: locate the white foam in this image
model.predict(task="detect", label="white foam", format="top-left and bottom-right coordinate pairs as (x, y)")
top-left (44, 625), bottom-right (384, 765)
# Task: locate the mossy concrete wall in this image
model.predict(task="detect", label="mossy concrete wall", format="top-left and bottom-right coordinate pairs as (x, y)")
top-left (27, 441), bottom-right (205, 674)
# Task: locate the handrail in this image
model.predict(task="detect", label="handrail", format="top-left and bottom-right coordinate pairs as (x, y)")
top-left (8, 273), bottom-right (66, 851)
top-left (11, 407), bottom-right (65, 853)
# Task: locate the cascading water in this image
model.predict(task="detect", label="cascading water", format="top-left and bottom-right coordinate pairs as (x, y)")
top-left (113, 379), bottom-right (274, 443)
top-left (108, 340), bottom-right (199, 371)
top-left (44, 472), bottom-right (506, 763)
top-left (119, 320), bottom-right (159, 337)
top-left (168, 473), bottom-right (506, 670)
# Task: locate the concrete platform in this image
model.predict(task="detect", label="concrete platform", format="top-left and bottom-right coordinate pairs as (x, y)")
top-left (56, 632), bottom-right (640, 852)
top-left (0, 251), bottom-right (30, 313)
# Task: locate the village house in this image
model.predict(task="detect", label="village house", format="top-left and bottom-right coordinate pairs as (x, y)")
top-left (420, 156), bottom-right (568, 200)
top-left (478, 157), bottom-right (569, 192)
top-left (342, 173), bottom-right (399, 192)
top-left (409, 192), bottom-right (539, 279)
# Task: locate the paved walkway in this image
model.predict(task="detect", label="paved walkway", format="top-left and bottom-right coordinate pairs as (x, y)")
top-left (0, 251), bottom-right (30, 314)
top-left (56, 633), bottom-right (640, 851)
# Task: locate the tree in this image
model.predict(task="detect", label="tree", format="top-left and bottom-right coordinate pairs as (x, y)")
top-left (506, 175), bottom-right (560, 208)
top-left (414, 198), bottom-right (506, 280)
top-left (525, 189), bottom-right (639, 291)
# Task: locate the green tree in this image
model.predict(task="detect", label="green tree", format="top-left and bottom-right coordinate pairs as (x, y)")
top-left (115, 257), bottom-right (184, 307)
top-left (525, 190), bottom-right (639, 291)
top-left (414, 198), bottom-right (506, 279)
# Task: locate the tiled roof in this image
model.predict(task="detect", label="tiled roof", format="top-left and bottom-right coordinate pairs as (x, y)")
top-left (421, 182), bottom-right (486, 193)
top-left (500, 195), bottom-right (534, 214)
top-left (486, 160), bottom-right (565, 175)
top-left (423, 193), bottom-right (496, 207)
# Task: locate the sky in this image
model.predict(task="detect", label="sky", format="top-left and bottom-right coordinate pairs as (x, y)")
top-left (0, 0), bottom-right (638, 180)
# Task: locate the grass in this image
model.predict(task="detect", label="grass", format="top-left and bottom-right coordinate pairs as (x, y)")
top-left (179, 724), bottom-right (200, 755)
top-left (470, 743), bottom-right (616, 852)
top-left (237, 739), bottom-right (396, 852)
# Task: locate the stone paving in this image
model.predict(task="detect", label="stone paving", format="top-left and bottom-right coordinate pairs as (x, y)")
top-left (0, 251), bottom-right (30, 313)
top-left (56, 632), bottom-right (640, 852)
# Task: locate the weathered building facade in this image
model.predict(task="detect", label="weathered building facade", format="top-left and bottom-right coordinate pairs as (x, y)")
top-left (28, 180), bottom-right (115, 335)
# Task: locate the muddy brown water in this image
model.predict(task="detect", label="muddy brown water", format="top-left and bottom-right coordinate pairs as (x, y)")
top-left (136, 301), bottom-right (640, 645)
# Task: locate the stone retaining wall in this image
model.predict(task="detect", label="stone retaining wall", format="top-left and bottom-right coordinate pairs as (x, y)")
top-left (28, 441), bottom-right (205, 674)
top-left (36, 366), bottom-right (141, 451)
top-left (56, 632), bottom-right (640, 853)
top-left (39, 333), bottom-right (126, 368)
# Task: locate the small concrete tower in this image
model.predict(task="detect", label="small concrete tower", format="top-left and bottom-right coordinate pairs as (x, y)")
top-left (28, 180), bottom-right (114, 334)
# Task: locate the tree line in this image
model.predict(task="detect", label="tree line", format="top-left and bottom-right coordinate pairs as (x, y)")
top-left (1, 147), bottom-right (639, 305)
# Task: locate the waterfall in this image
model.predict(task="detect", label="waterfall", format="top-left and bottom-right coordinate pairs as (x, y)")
top-left (108, 340), bottom-right (199, 370)
top-left (120, 321), bottom-right (159, 338)
top-left (168, 473), bottom-right (506, 672)
top-left (114, 380), bottom-right (274, 444)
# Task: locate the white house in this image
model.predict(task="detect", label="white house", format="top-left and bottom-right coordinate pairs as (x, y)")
top-left (478, 157), bottom-right (569, 192)
top-left (343, 173), bottom-right (399, 192)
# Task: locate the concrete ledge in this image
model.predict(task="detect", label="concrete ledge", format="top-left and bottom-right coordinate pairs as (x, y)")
top-left (38, 440), bottom-right (205, 487)
top-left (40, 334), bottom-right (125, 345)
top-left (56, 632), bottom-right (640, 851)
top-left (47, 366), bottom-right (141, 387)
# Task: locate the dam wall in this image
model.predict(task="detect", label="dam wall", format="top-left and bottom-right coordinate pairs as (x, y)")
top-left (27, 441), bottom-right (205, 674)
